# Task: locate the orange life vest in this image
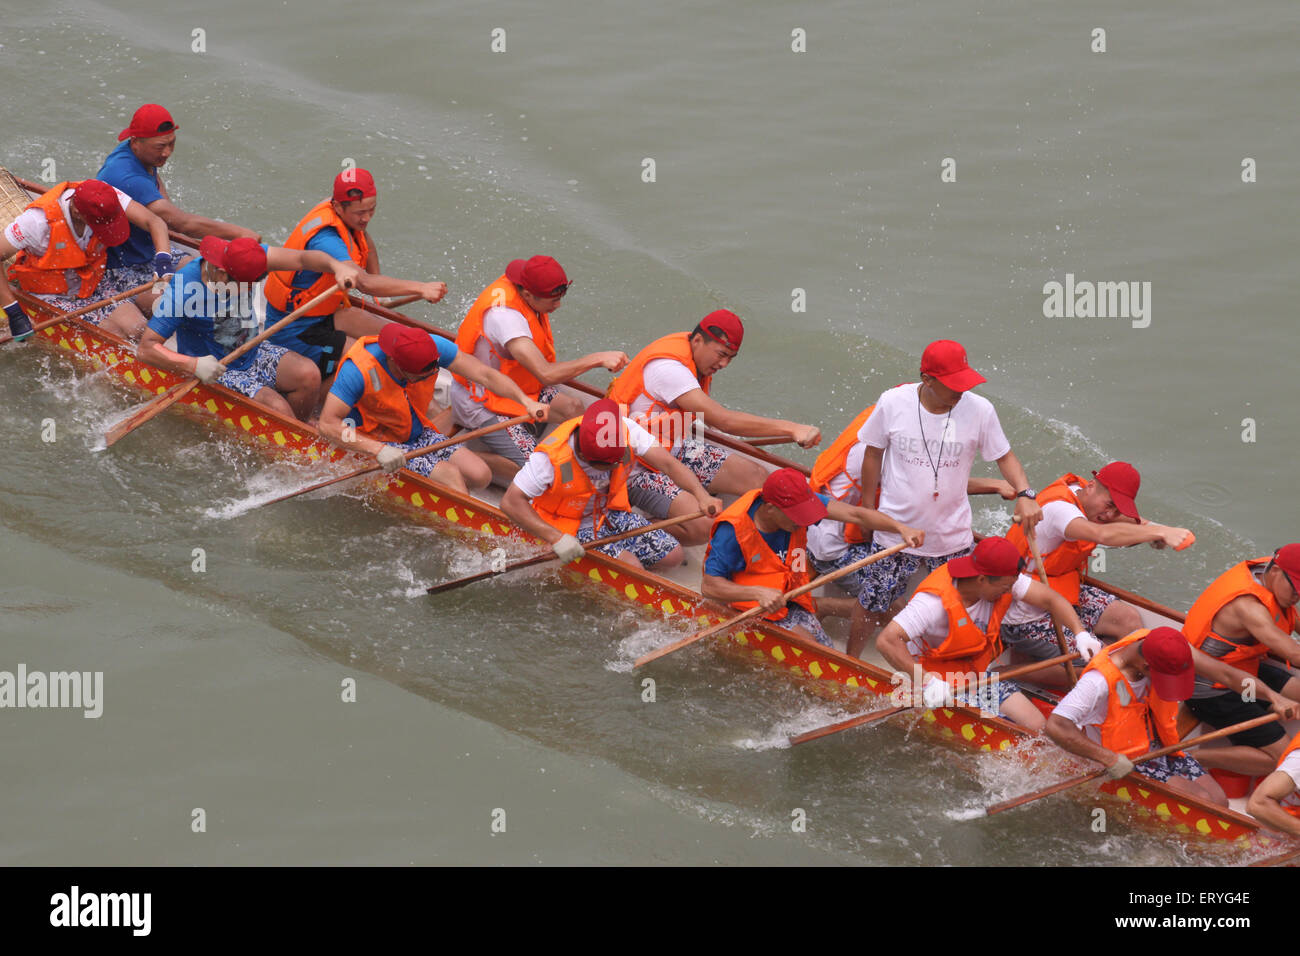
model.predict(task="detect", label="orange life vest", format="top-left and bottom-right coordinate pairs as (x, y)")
top-left (810, 404), bottom-right (879, 544)
top-left (531, 417), bottom-right (633, 536)
top-left (1005, 473), bottom-right (1094, 605)
top-left (606, 332), bottom-right (712, 449)
top-left (1082, 629), bottom-right (1183, 759)
top-left (6, 182), bottom-right (108, 299)
top-left (1183, 558), bottom-right (1297, 681)
top-left (339, 336), bottom-right (438, 444)
top-left (452, 275), bottom-right (556, 416)
top-left (705, 489), bottom-right (815, 622)
top-left (263, 199), bottom-right (372, 316)
top-left (912, 565), bottom-right (1011, 675)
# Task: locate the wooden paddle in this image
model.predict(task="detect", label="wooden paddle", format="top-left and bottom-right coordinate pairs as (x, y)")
top-left (256, 413), bottom-right (536, 508)
top-left (377, 293), bottom-right (424, 309)
top-left (1025, 527), bottom-right (1079, 687)
top-left (788, 651), bottom-right (1083, 746)
top-left (983, 712), bottom-right (1283, 817)
top-left (103, 284), bottom-right (344, 447)
top-left (426, 509), bottom-right (708, 595)
top-left (633, 541), bottom-right (911, 669)
top-left (2, 278), bottom-right (162, 345)
top-left (1251, 845), bottom-right (1300, 868)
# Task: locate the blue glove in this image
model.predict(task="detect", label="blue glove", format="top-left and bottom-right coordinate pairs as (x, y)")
top-left (3, 301), bottom-right (34, 342)
top-left (152, 252), bottom-right (175, 278)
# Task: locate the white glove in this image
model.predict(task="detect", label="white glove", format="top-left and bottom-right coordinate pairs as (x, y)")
top-left (922, 675), bottom-right (953, 709)
top-left (551, 533), bottom-right (585, 564)
top-left (193, 355), bottom-right (227, 384)
top-left (1104, 754), bottom-right (1135, 780)
top-left (376, 445), bottom-right (407, 474)
top-left (1073, 631), bottom-right (1102, 662)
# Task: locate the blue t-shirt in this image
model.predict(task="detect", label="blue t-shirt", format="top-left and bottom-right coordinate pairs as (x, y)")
top-left (704, 494), bottom-right (832, 580)
top-left (265, 227), bottom-right (353, 343)
top-left (146, 249), bottom-right (271, 372)
top-left (328, 337), bottom-right (458, 443)
top-left (97, 140), bottom-right (164, 268)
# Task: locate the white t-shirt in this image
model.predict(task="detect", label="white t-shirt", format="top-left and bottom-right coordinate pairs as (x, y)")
top-left (622, 357), bottom-right (707, 464)
top-left (807, 438), bottom-right (869, 561)
top-left (1001, 491), bottom-right (1087, 625)
top-left (449, 305), bottom-right (536, 425)
top-left (895, 573), bottom-right (1033, 658)
top-left (4, 186), bottom-right (133, 297)
top-left (860, 383), bottom-right (1011, 557)
top-left (1279, 749), bottom-right (1300, 807)
top-left (1051, 669), bottom-right (1150, 746)
top-left (513, 417), bottom-right (657, 518)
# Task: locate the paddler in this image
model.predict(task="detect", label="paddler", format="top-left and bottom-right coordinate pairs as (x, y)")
top-left (1178, 544), bottom-right (1300, 777)
top-left (137, 237), bottom-right (362, 421)
top-left (1000, 461), bottom-right (1193, 669)
top-left (318, 324), bottom-right (547, 493)
top-left (1246, 734), bottom-right (1300, 836)
top-left (264, 168), bottom-right (449, 382)
top-left (449, 255), bottom-right (629, 482)
top-left (701, 467), bottom-right (924, 648)
top-left (1046, 626), bottom-right (1294, 805)
top-left (97, 103), bottom-right (258, 333)
top-left (845, 340), bottom-right (1042, 658)
top-left (875, 536), bottom-right (1085, 729)
top-left (499, 398), bottom-right (722, 570)
top-left (2, 179), bottom-right (171, 341)
top-left (607, 310), bottom-right (822, 546)
top-left (808, 402), bottom-right (1017, 599)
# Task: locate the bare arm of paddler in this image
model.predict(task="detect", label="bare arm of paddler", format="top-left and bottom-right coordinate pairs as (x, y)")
top-left (1191, 645), bottom-right (1300, 715)
top-left (146, 195), bottom-right (260, 245)
top-left (499, 482), bottom-right (572, 549)
top-left (637, 445), bottom-right (723, 518)
top-left (700, 573), bottom-right (789, 615)
top-left (445, 351), bottom-right (548, 423)
top-left (1062, 514), bottom-right (1191, 550)
top-left (996, 450), bottom-right (1043, 531)
top-left (672, 387), bottom-right (820, 449)
top-left (504, 335), bottom-right (630, 387)
top-left (1247, 767), bottom-right (1300, 837)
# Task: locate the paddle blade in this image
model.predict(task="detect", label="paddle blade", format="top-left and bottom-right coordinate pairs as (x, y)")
top-left (104, 380), bottom-right (197, 447)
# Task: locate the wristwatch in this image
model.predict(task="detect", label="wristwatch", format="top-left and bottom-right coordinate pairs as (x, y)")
top-left (1015, 488), bottom-right (1037, 500)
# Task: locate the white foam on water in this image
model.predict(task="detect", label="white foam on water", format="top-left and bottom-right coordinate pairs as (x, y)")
top-left (607, 621), bottom-right (686, 670)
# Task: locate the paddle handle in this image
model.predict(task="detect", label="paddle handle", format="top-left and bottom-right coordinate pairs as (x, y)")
top-left (789, 705), bottom-right (908, 746)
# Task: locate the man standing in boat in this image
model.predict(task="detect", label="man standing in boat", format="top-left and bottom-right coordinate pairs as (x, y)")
top-left (876, 536), bottom-right (1084, 729)
top-left (500, 398), bottom-right (721, 570)
top-left (1001, 462), bottom-right (1194, 667)
top-left (450, 255), bottom-right (629, 483)
top-left (264, 168), bottom-right (449, 384)
top-left (2, 179), bottom-right (172, 341)
top-left (137, 236), bottom-right (361, 422)
top-left (1179, 545), bottom-right (1300, 777)
top-left (97, 103), bottom-right (259, 335)
top-left (701, 468), bottom-right (923, 648)
top-left (1046, 626), bottom-right (1295, 806)
top-left (845, 340), bottom-right (1042, 658)
top-left (318, 323), bottom-right (547, 494)
top-left (607, 310), bottom-right (823, 546)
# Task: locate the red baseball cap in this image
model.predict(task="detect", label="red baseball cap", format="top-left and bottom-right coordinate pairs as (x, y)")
top-left (1140, 626), bottom-right (1195, 701)
top-left (761, 468), bottom-right (827, 527)
top-left (696, 309), bottom-right (743, 351)
top-left (118, 104), bottom-right (178, 141)
top-left (948, 536), bottom-right (1022, 578)
top-left (578, 399), bottom-right (627, 464)
top-left (505, 255), bottom-right (569, 298)
top-left (1093, 461), bottom-right (1141, 521)
top-left (71, 180), bottom-right (130, 247)
top-left (199, 236), bottom-right (267, 282)
top-left (921, 340), bottom-right (986, 392)
top-left (333, 168), bottom-right (378, 203)
top-left (1274, 544), bottom-right (1300, 586)
top-left (378, 324), bottom-right (441, 374)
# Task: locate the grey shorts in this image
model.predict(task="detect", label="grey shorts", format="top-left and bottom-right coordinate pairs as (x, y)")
top-left (626, 438), bottom-right (730, 518)
top-left (1000, 584), bottom-right (1117, 662)
top-left (454, 384), bottom-right (558, 467)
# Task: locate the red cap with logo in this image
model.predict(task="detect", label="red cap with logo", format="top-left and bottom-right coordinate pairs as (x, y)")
top-left (696, 309), bottom-right (743, 351)
top-left (71, 180), bottom-right (130, 247)
top-left (761, 468), bottom-right (827, 527)
top-left (333, 168), bottom-right (377, 203)
top-left (577, 399), bottom-right (627, 464)
top-left (1274, 544), bottom-right (1300, 587)
top-left (199, 236), bottom-right (267, 282)
top-left (921, 340), bottom-right (986, 392)
top-left (505, 255), bottom-right (569, 298)
top-left (1092, 461), bottom-right (1142, 521)
top-left (948, 536), bottom-right (1022, 578)
top-left (118, 104), bottom-right (178, 142)
top-left (378, 324), bottom-right (441, 374)
top-left (1140, 626), bottom-right (1195, 701)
